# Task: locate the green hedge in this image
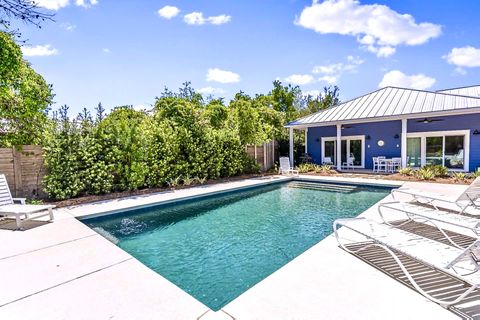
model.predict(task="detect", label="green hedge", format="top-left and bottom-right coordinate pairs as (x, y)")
top-left (43, 100), bottom-right (260, 200)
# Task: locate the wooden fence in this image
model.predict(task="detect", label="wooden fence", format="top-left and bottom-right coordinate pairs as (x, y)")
top-left (0, 145), bottom-right (46, 198)
top-left (246, 140), bottom-right (278, 172)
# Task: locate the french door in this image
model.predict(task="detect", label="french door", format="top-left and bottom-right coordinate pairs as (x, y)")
top-left (322, 136), bottom-right (365, 168)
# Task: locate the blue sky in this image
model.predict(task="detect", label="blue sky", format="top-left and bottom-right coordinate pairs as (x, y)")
top-left (18, 0), bottom-right (480, 114)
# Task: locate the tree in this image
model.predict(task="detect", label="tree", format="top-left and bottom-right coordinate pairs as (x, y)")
top-left (0, 0), bottom-right (53, 36)
top-left (0, 31), bottom-right (53, 146)
top-left (301, 86), bottom-right (340, 115)
top-left (270, 80), bottom-right (302, 123)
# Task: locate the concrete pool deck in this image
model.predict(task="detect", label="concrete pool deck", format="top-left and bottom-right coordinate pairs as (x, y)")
top-left (0, 175), bottom-right (467, 319)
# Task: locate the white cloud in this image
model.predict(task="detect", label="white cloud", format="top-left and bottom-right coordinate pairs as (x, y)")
top-left (312, 55), bottom-right (364, 84)
top-left (198, 87), bottom-right (226, 95)
top-left (157, 5), bottom-right (180, 19)
top-left (35, 0), bottom-right (69, 10)
top-left (36, 0), bottom-right (97, 10)
top-left (75, 0), bottom-right (98, 8)
top-left (443, 46), bottom-right (480, 74)
top-left (379, 70), bottom-right (436, 90)
top-left (21, 44), bottom-right (59, 57)
top-left (102, 48), bottom-right (110, 54)
top-left (60, 22), bottom-right (76, 31)
top-left (295, 0), bottom-right (441, 57)
top-left (206, 68), bottom-right (240, 84)
top-left (207, 15), bottom-right (231, 25)
top-left (284, 74), bottom-right (315, 85)
top-left (184, 12), bottom-right (231, 25)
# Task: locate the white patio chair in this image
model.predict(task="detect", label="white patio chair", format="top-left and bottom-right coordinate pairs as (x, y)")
top-left (279, 157), bottom-right (299, 176)
top-left (372, 157), bottom-right (378, 172)
top-left (388, 157), bottom-right (402, 173)
top-left (342, 156), bottom-right (355, 170)
top-left (0, 174), bottom-right (55, 230)
top-left (322, 157), bottom-right (333, 165)
top-left (391, 177), bottom-right (480, 214)
top-left (334, 217), bottom-right (480, 306)
top-left (376, 156), bottom-right (387, 173)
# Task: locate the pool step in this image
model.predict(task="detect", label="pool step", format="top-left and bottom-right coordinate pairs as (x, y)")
top-left (288, 181), bottom-right (357, 193)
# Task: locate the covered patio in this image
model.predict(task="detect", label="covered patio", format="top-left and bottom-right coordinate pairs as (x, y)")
top-left (287, 86), bottom-right (480, 173)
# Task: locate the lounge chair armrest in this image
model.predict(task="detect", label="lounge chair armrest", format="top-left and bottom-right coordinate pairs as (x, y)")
top-left (12, 198), bottom-right (26, 205)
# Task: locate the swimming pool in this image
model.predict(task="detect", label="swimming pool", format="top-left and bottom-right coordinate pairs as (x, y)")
top-left (83, 181), bottom-right (390, 311)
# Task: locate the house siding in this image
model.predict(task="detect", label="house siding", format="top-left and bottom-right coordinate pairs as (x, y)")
top-left (306, 113), bottom-right (480, 171)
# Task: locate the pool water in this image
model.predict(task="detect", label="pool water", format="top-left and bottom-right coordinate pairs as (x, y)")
top-left (84, 181), bottom-right (390, 310)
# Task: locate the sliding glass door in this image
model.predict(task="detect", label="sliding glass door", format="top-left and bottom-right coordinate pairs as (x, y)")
top-left (406, 131), bottom-right (468, 171)
top-left (407, 137), bottom-right (421, 167)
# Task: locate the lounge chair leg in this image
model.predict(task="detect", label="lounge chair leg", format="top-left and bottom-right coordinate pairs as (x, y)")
top-left (15, 215), bottom-right (22, 230)
top-left (48, 208), bottom-right (54, 221)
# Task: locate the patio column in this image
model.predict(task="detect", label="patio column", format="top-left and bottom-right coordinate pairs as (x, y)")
top-left (289, 127), bottom-right (294, 166)
top-left (336, 124), bottom-right (342, 171)
top-left (304, 128), bottom-right (308, 154)
top-left (401, 119), bottom-right (407, 168)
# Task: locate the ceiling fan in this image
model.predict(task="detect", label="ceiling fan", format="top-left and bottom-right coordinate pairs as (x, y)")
top-left (416, 118), bottom-right (444, 124)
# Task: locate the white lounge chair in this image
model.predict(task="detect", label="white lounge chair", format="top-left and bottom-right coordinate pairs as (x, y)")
top-left (391, 177), bottom-right (480, 214)
top-left (334, 217), bottom-right (480, 306)
top-left (0, 174), bottom-right (55, 230)
top-left (378, 201), bottom-right (480, 247)
top-left (279, 157), bottom-right (299, 176)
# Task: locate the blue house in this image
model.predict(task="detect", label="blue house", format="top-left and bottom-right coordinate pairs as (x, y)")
top-left (286, 85), bottom-right (480, 172)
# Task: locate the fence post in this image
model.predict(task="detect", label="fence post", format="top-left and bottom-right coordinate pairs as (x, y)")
top-left (263, 142), bottom-right (267, 171)
top-left (12, 147), bottom-right (23, 197)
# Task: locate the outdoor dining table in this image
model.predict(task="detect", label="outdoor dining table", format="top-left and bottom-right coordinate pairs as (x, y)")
top-left (375, 157), bottom-right (401, 173)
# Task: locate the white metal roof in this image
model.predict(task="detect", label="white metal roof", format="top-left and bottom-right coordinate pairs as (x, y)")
top-left (436, 85), bottom-right (480, 98)
top-left (287, 86), bottom-right (480, 128)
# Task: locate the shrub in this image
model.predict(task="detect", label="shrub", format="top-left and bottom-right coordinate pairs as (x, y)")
top-left (423, 164), bottom-right (448, 177)
top-left (472, 168), bottom-right (480, 179)
top-left (452, 172), bottom-right (468, 182)
top-left (297, 163), bottom-right (315, 173)
top-left (415, 167), bottom-right (435, 180)
top-left (398, 167), bottom-right (415, 176)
